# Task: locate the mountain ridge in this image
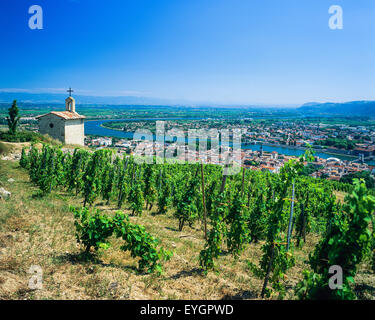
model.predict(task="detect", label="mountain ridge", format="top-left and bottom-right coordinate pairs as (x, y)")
top-left (298, 100), bottom-right (375, 116)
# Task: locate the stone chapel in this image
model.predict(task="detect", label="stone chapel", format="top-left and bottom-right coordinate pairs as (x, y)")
top-left (36, 91), bottom-right (85, 146)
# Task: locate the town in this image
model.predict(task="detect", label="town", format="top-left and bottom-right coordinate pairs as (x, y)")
top-left (85, 118), bottom-right (375, 182)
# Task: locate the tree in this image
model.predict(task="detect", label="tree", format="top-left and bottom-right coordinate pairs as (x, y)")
top-left (6, 100), bottom-right (21, 134)
top-left (340, 171), bottom-right (375, 189)
top-left (300, 164), bottom-right (322, 176)
top-left (20, 147), bottom-right (29, 168)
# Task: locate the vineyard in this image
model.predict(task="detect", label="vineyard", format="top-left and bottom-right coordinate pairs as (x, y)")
top-left (1, 143), bottom-right (375, 299)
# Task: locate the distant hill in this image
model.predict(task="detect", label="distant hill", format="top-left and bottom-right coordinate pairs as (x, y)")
top-left (298, 101), bottom-right (375, 116)
top-left (0, 91), bottom-right (297, 109)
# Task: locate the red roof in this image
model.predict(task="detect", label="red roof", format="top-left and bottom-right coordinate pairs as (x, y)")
top-left (36, 111), bottom-right (86, 120)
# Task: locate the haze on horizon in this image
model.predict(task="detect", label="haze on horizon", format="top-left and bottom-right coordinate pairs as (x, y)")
top-left (1, 0), bottom-right (374, 105)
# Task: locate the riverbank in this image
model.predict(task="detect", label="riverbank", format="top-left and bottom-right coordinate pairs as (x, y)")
top-left (100, 123), bottom-right (358, 160)
top-left (86, 119), bottom-right (374, 164)
top-left (257, 142), bottom-right (357, 159)
top-left (100, 123), bottom-right (126, 132)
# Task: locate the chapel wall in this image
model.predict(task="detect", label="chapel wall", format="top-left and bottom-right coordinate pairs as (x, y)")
top-left (64, 119), bottom-right (85, 146)
top-left (38, 114), bottom-right (66, 143)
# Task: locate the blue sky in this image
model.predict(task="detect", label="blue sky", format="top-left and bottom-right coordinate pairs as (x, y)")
top-left (0, 0), bottom-right (374, 105)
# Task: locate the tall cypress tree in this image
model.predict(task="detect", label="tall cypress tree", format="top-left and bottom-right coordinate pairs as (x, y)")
top-left (7, 100), bottom-right (21, 134)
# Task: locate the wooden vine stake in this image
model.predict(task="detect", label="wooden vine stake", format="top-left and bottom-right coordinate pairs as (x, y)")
top-left (131, 162), bottom-right (136, 187)
top-left (241, 167), bottom-right (245, 198)
top-left (261, 243), bottom-right (275, 298)
top-left (117, 157), bottom-right (129, 207)
top-left (220, 160), bottom-right (230, 193)
top-left (286, 182), bottom-right (295, 251)
top-left (158, 169), bottom-right (162, 192)
top-left (303, 193), bottom-right (309, 243)
top-left (301, 203), bottom-right (306, 243)
top-left (220, 174), bottom-right (227, 193)
top-left (200, 161), bottom-right (207, 240)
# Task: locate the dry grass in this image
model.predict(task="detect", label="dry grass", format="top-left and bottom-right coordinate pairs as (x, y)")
top-left (0, 141), bottom-right (30, 152)
top-left (0, 159), bottom-right (374, 300)
top-left (333, 190), bottom-right (347, 203)
top-left (0, 140), bottom-right (89, 156)
top-left (0, 142), bottom-right (14, 156)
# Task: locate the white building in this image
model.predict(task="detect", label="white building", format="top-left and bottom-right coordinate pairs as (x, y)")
top-left (92, 137), bottom-right (112, 147)
top-left (36, 95), bottom-right (85, 146)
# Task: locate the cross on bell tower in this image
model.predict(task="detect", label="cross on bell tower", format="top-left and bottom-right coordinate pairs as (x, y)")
top-left (65, 88), bottom-right (76, 113)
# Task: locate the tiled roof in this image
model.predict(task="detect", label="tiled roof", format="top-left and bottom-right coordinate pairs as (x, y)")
top-left (36, 111), bottom-right (86, 120)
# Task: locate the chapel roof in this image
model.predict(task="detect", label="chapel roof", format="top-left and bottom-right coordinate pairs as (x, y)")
top-left (36, 111), bottom-right (86, 120)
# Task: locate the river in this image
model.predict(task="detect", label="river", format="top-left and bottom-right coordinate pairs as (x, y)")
top-left (85, 119), bottom-right (375, 164)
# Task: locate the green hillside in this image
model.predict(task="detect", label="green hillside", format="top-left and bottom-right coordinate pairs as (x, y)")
top-left (1, 144), bottom-right (375, 300)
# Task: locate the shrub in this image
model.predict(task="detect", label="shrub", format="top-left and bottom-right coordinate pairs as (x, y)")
top-left (71, 206), bottom-right (172, 274)
top-left (0, 130), bottom-right (61, 145)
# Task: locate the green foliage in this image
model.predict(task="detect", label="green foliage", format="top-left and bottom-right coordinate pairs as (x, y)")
top-left (300, 164), bottom-right (322, 176)
top-left (71, 206), bottom-right (171, 274)
top-left (101, 162), bottom-right (116, 204)
top-left (244, 159), bottom-right (259, 166)
top-left (6, 100), bottom-right (20, 134)
top-left (199, 192), bottom-right (228, 271)
top-left (71, 206), bottom-right (116, 252)
top-left (24, 143), bottom-right (374, 297)
top-left (116, 157), bottom-right (129, 209)
top-left (114, 213), bottom-right (172, 274)
top-left (67, 149), bottom-right (90, 195)
top-left (128, 182), bottom-right (144, 215)
top-left (226, 192), bottom-right (249, 257)
top-left (296, 179), bottom-right (375, 299)
top-left (248, 155), bottom-right (306, 298)
top-left (0, 130), bottom-right (62, 144)
top-left (340, 170), bottom-right (375, 189)
top-left (315, 138), bottom-right (357, 150)
top-left (157, 171), bottom-right (172, 214)
top-left (143, 165), bottom-right (157, 210)
top-left (247, 176), bottom-right (269, 243)
top-left (19, 147), bottom-right (29, 168)
top-left (82, 149), bottom-right (113, 206)
top-left (174, 166), bottom-right (200, 231)
top-left (24, 144), bottom-right (64, 194)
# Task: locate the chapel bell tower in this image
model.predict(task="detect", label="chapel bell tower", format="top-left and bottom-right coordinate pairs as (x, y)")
top-left (65, 87), bottom-right (76, 113)
top-left (65, 97), bottom-right (76, 113)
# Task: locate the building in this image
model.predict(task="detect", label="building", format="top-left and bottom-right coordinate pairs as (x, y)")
top-left (36, 93), bottom-right (85, 146)
top-left (91, 137), bottom-right (112, 147)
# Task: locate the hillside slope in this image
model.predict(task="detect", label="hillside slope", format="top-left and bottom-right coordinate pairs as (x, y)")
top-left (1, 157), bottom-right (375, 299)
top-left (298, 101), bottom-right (375, 116)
